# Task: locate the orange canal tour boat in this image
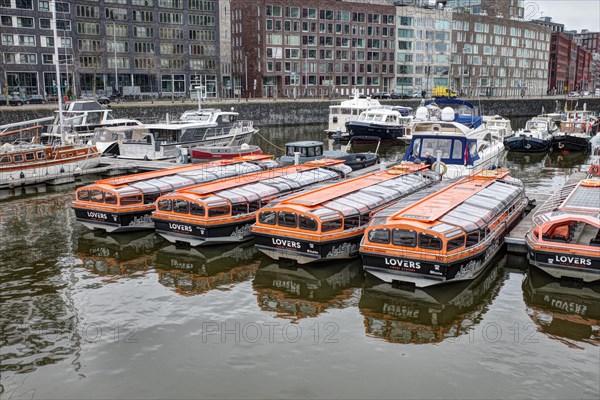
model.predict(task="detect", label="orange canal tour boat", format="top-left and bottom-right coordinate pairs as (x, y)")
top-left (72, 155), bottom-right (277, 232)
top-left (360, 170), bottom-right (528, 288)
top-left (526, 178), bottom-right (600, 283)
top-left (251, 164), bottom-right (440, 264)
top-left (151, 159), bottom-right (352, 246)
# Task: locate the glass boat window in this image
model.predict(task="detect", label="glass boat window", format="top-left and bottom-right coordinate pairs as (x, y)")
top-left (307, 147), bottom-right (316, 157)
top-left (299, 215), bottom-right (318, 231)
top-left (258, 211), bottom-right (276, 225)
top-left (0, 156), bottom-right (11, 164)
top-left (77, 190), bottom-right (90, 201)
top-left (104, 192), bottom-right (117, 205)
top-left (447, 235), bottom-right (465, 251)
top-left (13, 154), bottom-right (23, 162)
top-left (158, 199), bottom-right (172, 211)
top-left (368, 228), bottom-right (390, 244)
top-left (232, 203), bottom-right (249, 216)
top-left (144, 193), bottom-right (160, 205)
top-left (278, 211), bottom-right (297, 228)
top-left (322, 219), bottom-right (342, 232)
top-left (392, 229), bottom-right (417, 247)
top-left (466, 231), bottom-right (479, 247)
top-left (343, 216), bottom-right (360, 230)
top-left (208, 206), bottom-right (230, 217)
top-left (90, 189), bottom-right (104, 203)
top-left (25, 153), bottom-right (34, 161)
top-left (36, 151), bottom-right (45, 159)
top-left (249, 201), bottom-right (261, 213)
top-left (174, 200), bottom-right (189, 214)
top-left (190, 203), bottom-right (205, 216)
top-left (419, 138), bottom-right (453, 159)
top-left (121, 195), bottom-right (142, 206)
top-left (418, 233), bottom-right (442, 250)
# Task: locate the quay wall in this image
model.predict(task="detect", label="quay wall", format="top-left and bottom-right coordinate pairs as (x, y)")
top-left (2, 98), bottom-right (599, 127)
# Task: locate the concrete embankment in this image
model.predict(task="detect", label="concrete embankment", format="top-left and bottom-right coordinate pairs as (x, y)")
top-left (2, 97), bottom-right (599, 127)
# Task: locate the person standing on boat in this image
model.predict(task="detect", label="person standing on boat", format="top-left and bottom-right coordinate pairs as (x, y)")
top-left (424, 152), bottom-right (433, 168)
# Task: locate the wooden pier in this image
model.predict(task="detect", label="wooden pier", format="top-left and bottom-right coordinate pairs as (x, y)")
top-left (505, 170), bottom-right (589, 254)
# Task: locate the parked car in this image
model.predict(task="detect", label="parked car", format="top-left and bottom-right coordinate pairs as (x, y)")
top-left (580, 90), bottom-right (590, 96)
top-left (0, 94), bottom-right (23, 106)
top-left (97, 96), bottom-right (111, 105)
top-left (568, 91), bottom-right (579, 97)
top-left (371, 91), bottom-right (391, 99)
top-left (595, 89), bottom-right (600, 97)
top-left (391, 92), bottom-right (412, 99)
top-left (23, 95), bottom-right (46, 104)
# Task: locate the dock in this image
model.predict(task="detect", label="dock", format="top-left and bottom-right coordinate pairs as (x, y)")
top-left (505, 170), bottom-right (589, 254)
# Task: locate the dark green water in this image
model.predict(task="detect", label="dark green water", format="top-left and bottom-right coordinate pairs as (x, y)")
top-left (1, 124), bottom-right (599, 399)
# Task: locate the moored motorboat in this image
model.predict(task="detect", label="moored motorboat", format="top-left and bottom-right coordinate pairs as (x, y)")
top-left (72, 155), bottom-right (277, 232)
top-left (278, 140), bottom-right (378, 171)
top-left (360, 170), bottom-right (528, 288)
top-left (526, 178), bottom-right (600, 283)
top-left (345, 107), bottom-right (413, 141)
top-left (151, 159), bottom-right (352, 246)
top-left (191, 143), bottom-right (263, 163)
top-left (551, 121), bottom-right (593, 153)
top-left (326, 91), bottom-right (381, 136)
top-left (505, 116), bottom-right (558, 153)
top-left (402, 107), bottom-right (505, 179)
top-left (252, 164), bottom-right (439, 264)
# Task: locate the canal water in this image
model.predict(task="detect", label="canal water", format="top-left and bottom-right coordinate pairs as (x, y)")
top-left (1, 123), bottom-right (599, 399)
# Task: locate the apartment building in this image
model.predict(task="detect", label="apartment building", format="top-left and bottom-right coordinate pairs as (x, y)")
top-left (1, 0), bottom-right (227, 99)
top-left (446, 0), bottom-right (524, 19)
top-left (450, 12), bottom-right (550, 97)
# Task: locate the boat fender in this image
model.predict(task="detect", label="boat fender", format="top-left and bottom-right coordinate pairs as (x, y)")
top-left (431, 161), bottom-right (447, 176)
top-left (589, 164), bottom-right (600, 177)
top-left (558, 142), bottom-right (565, 149)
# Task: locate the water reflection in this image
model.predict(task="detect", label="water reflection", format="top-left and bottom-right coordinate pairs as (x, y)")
top-left (522, 267), bottom-right (600, 348)
top-left (359, 257), bottom-right (505, 344)
top-left (253, 260), bottom-right (363, 320)
top-left (154, 243), bottom-right (261, 296)
top-left (76, 231), bottom-right (164, 279)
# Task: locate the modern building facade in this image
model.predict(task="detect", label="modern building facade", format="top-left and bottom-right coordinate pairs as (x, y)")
top-left (450, 12), bottom-right (550, 97)
top-left (1, 0), bottom-right (227, 99)
top-left (446, 0), bottom-right (524, 19)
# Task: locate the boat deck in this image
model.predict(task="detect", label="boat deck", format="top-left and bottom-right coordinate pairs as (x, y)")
top-left (505, 170), bottom-right (589, 254)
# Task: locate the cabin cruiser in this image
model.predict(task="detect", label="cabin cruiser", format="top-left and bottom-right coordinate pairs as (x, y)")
top-left (42, 100), bottom-right (142, 144)
top-left (345, 107), bottom-right (413, 141)
top-left (551, 120), bottom-right (594, 152)
top-left (402, 107), bottom-right (505, 179)
top-left (326, 91), bottom-right (381, 136)
top-left (117, 110), bottom-right (256, 161)
top-left (483, 115), bottom-right (514, 142)
top-left (526, 178), bottom-right (600, 283)
top-left (360, 170), bottom-right (527, 288)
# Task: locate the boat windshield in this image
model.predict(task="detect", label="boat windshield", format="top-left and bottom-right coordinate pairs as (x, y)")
top-left (526, 121), bottom-right (547, 131)
top-left (412, 137), bottom-right (464, 160)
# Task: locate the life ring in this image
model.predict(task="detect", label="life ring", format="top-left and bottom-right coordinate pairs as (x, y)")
top-left (558, 142), bottom-right (565, 149)
top-left (589, 164), bottom-right (600, 177)
top-left (524, 142), bottom-right (532, 150)
top-left (431, 161), bottom-right (447, 176)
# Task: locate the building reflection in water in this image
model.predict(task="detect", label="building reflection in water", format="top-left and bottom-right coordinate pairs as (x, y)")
top-left (359, 256), bottom-right (505, 344)
top-left (522, 267), bottom-right (600, 348)
top-left (252, 260), bottom-right (364, 320)
top-left (154, 243), bottom-right (261, 296)
top-left (76, 231), bottom-right (165, 280)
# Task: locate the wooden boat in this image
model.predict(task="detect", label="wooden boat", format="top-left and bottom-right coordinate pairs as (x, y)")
top-left (191, 143), bottom-right (263, 163)
top-left (72, 155), bottom-right (277, 232)
top-left (252, 164), bottom-right (439, 264)
top-left (402, 107), bottom-right (505, 179)
top-left (360, 170), bottom-right (528, 288)
top-left (151, 159), bottom-right (352, 246)
top-left (359, 255), bottom-right (504, 344)
top-left (526, 178), bottom-right (600, 283)
top-left (0, 122), bottom-right (101, 189)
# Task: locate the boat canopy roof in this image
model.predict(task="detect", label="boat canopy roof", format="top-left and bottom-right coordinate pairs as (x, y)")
top-left (560, 179), bottom-right (600, 212)
top-left (266, 165), bottom-right (437, 219)
top-left (371, 170), bottom-right (522, 233)
top-left (285, 141), bottom-right (323, 147)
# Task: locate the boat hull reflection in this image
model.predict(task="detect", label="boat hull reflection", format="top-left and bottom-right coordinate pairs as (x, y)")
top-left (154, 242), bottom-right (261, 296)
top-left (523, 267), bottom-right (600, 346)
top-left (359, 255), bottom-right (505, 344)
top-left (253, 259), bottom-right (364, 320)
